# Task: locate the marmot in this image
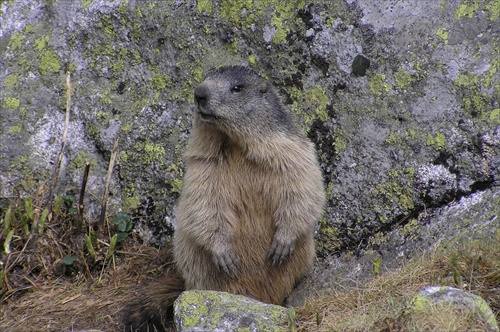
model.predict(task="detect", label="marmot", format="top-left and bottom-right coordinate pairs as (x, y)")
top-left (124, 66), bottom-right (325, 331)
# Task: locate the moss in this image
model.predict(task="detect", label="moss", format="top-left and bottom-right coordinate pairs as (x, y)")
top-left (317, 217), bottom-right (341, 254)
top-left (372, 168), bottom-right (416, 212)
top-left (170, 178), bottom-right (183, 194)
top-left (196, 0), bottom-right (213, 14)
top-left (35, 35), bottom-right (50, 51)
top-left (138, 142), bottom-right (166, 165)
top-left (3, 74), bottom-right (20, 89)
top-left (123, 196), bottom-right (141, 211)
top-left (394, 68), bottom-right (413, 89)
top-left (435, 28), bottom-right (449, 44)
top-left (220, 0), bottom-right (254, 27)
top-left (271, 14), bottom-right (288, 44)
top-left (485, 0), bottom-right (500, 21)
top-left (122, 123), bottom-right (133, 133)
top-left (71, 151), bottom-right (97, 169)
top-left (39, 49), bottom-right (61, 75)
top-left (8, 32), bottom-right (25, 52)
top-left (9, 125), bottom-right (22, 133)
top-left (485, 108), bottom-right (500, 125)
top-left (82, 0), bottom-right (93, 9)
top-left (454, 0), bottom-right (481, 20)
top-left (99, 14), bottom-right (116, 36)
top-left (369, 73), bottom-right (392, 96)
top-left (192, 67), bottom-right (204, 84)
top-left (96, 110), bottom-right (110, 125)
top-left (401, 218), bottom-right (421, 241)
top-left (426, 132), bottom-right (446, 151)
top-left (226, 40), bottom-right (238, 55)
top-left (248, 54), bottom-right (257, 66)
top-left (305, 85), bottom-right (329, 122)
top-left (4, 97), bottom-right (20, 110)
top-left (151, 72), bottom-right (171, 91)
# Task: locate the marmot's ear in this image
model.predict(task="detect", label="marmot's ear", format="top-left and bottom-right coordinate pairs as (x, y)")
top-left (258, 82), bottom-right (270, 94)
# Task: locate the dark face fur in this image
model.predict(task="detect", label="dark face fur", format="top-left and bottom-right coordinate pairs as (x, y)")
top-left (193, 66), bottom-right (294, 136)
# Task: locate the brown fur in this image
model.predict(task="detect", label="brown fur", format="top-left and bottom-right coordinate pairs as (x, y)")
top-left (124, 66), bottom-right (325, 331)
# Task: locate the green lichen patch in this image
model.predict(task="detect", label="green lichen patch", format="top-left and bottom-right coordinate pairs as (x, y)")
top-left (135, 141), bottom-right (166, 165)
top-left (71, 151), bottom-right (97, 170)
top-left (394, 68), bottom-right (414, 89)
top-left (9, 125), bottom-right (22, 133)
top-left (426, 131), bottom-right (446, 151)
top-left (151, 72), bottom-right (171, 91)
top-left (290, 85), bottom-right (331, 127)
top-left (3, 74), bottom-right (20, 89)
top-left (454, 0), bottom-right (481, 20)
top-left (485, 108), bottom-right (500, 125)
top-left (372, 168), bottom-right (416, 214)
top-left (485, 0), bottom-right (500, 21)
top-left (4, 96), bottom-right (20, 110)
top-left (435, 28), bottom-right (449, 44)
top-left (39, 49), bottom-right (61, 75)
top-left (196, 0), bottom-right (213, 14)
top-left (305, 85), bottom-right (330, 122)
top-left (369, 73), bottom-right (392, 96)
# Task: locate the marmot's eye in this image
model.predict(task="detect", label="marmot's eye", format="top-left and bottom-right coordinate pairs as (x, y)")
top-left (231, 85), bottom-right (244, 93)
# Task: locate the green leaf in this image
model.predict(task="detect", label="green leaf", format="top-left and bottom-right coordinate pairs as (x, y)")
top-left (68, 207), bottom-right (78, 215)
top-left (84, 234), bottom-right (97, 261)
top-left (373, 257), bottom-right (383, 275)
top-left (116, 232), bottom-right (129, 243)
top-left (62, 255), bottom-right (76, 265)
top-left (112, 212), bottom-right (132, 232)
top-left (24, 197), bottom-right (34, 221)
top-left (3, 207), bottom-right (12, 232)
top-left (3, 230), bottom-right (14, 254)
top-left (62, 195), bottom-right (75, 203)
top-left (105, 234), bottom-right (118, 260)
top-left (38, 208), bottom-right (49, 234)
top-left (54, 196), bottom-right (63, 214)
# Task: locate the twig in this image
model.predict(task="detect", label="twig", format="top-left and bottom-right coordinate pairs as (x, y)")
top-left (77, 163), bottom-right (90, 230)
top-left (47, 71), bottom-right (72, 212)
top-left (99, 134), bottom-right (119, 227)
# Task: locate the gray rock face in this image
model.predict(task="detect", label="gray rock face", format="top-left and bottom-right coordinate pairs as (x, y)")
top-left (1, 0), bottom-right (499, 251)
top-left (174, 291), bottom-right (293, 332)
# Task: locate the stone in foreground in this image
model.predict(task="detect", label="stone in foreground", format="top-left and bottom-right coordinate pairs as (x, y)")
top-left (174, 290), bottom-right (294, 332)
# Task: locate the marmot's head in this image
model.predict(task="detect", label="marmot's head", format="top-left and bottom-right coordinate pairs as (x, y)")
top-left (193, 66), bottom-right (296, 138)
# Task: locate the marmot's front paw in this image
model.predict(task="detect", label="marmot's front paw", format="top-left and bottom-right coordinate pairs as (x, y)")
top-left (213, 248), bottom-right (240, 279)
top-left (268, 237), bottom-right (295, 266)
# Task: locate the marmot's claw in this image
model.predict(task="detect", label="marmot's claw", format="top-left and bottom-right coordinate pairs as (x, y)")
top-left (268, 239), bottom-right (295, 266)
top-left (214, 251), bottom-right (240, 279)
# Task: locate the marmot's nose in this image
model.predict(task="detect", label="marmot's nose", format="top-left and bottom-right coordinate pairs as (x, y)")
top-left (194, 83), bottom-right (211, 106)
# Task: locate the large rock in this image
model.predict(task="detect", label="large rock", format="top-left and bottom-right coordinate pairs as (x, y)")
top-left (1, 0), bottom-right (499, 251)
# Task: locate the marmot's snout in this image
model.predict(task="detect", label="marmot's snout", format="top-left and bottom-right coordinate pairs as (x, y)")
top-left (194, 82), bottom-right (211, 107)
top-left (194, 82), bottom-right (216, 123)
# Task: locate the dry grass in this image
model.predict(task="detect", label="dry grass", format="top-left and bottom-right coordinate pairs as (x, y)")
top-left (0, 192), bottom-right (176, 332)
top-left (1, 236), bottom-right (175, 332)
top-left (296, 234), bottom-right (500, 332)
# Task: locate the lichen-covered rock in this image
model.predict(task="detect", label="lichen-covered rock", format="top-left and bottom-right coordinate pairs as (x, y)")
top-left (174, 290), bottom-right (293, 332)
top-left (408, 286), bottom-right (499, 332)
top-left (0, 0), bottom-right (499, 250)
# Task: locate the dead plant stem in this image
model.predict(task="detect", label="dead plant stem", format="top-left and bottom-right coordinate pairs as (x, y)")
top-left (47, 71), bottom-right (72, 213)
top-left (99, 134), bottom-right (119, 227)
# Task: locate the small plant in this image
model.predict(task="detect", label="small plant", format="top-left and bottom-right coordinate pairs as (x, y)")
top-left (112, 211), bottom-right (133, 242)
